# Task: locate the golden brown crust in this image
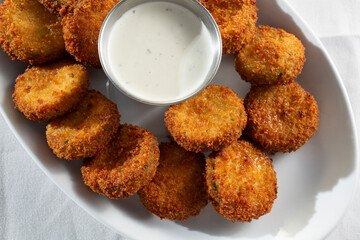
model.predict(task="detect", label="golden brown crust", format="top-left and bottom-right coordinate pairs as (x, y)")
top-left (199, 0), bottom-right (258, 54)
top-left (138, 142), bottom-right (208, 221)
top-left (13, 58), bottom-right (89, 121)
top-left (244, 82), bottom-right (319, 153)
top-left (165, 84), bottom-right (247, 152)
top-left (81, 124), bottom-right (160, 199)
top-left (0, 0), bottom-right (65, 65)
top-left (61, 0), bottom-right (119, 67)
top-left (46, 90), bottom-right (120, 160)
top-left (37, 0), bottom-right (75, 14)
top-left (235, 25), bottom-right (306, 85)
top-left (206, 140), bottom-right (277, 222)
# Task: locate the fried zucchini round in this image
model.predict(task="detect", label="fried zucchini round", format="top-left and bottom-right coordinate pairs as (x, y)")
top-left (13, 58), bottom-right (89, 121)
top-left (138, 142), bottom-right (208, 220)
top-left (206, 140), bottom-right (277, 222)
top-left (165, 84), bottom-right (247, 152)
top-left (61, 0), bottom-right (119, 67)
top-left (0, 0), bottom-right (65, 65)
top-left (199, 0), bottom-right (258, 54)
top-left (244, 82), bottom-right (319, 153)
top-left (235, 25), bottom-right (306, 85)
top-left (81, 124), bottom-right (160, 199)
top-left (46, 90), bottom-right (120, 160)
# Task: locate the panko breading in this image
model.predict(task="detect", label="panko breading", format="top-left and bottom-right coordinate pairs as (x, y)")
top-left (165, 84), bottom-right (247, 152)
top-left (138, 142), bottom-right (208, 221)
top-left (46, 90), bottom-right (120, 160)
top-left (244, 82), bottom-right (319, 153)
top-left (0, 0), bottom-right (65, 65)
top-left (37, 0), bottom-right (75, 14)
top-left (206, 140), bottom-right (277, 222)
top-left (199, 0), bottom-right (258, 54)
top-left (61, 0), bottom-right (119, 67)
top-left (235, 25), bottom-right (306, 85)
top-left (81, 124), bottom-right (160, 199)
top-left (13, 58), bottom-right (89, 121)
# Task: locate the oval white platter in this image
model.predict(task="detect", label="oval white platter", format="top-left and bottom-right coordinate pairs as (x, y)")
top-left (0, 0), bottom-right (358, 239)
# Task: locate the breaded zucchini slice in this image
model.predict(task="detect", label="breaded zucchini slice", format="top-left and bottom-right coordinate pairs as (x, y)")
top-left (81, 124), bottom-right (160, 199)
top-left (165, 84), bottom-right (247, 152)
top-left (235, 25), bottom-right (306, 85)
top-left (206, 140), bottom-right (277, 222)
top-left (244, 82), bottom-right (319, 153)
top-left (13, 58), bottom-right (89, 121)
top-left (199, 0), bottom-right (258, 54)
top-left (0, 0), bottom-right (65, 64)
top-left (46, 90), bottom-right (120, 160)
top-left (138, 142), bottom-right (208, 221)
top-left (61, 0), bottom-right (119, 67)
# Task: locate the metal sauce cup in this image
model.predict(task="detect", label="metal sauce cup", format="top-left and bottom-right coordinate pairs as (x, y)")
top-left (99, 0), bottom-right (222, 106)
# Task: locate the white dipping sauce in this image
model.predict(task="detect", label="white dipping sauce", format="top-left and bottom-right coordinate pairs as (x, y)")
top-left (107, 1), bottom-right (215, 103)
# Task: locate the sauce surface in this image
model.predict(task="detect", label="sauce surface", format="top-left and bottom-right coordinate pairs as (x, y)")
top-left (107, 1), bottom-right (215, 103)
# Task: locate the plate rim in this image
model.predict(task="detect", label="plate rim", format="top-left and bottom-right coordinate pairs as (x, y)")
top-left (281, 1), bottom-right (359, 239)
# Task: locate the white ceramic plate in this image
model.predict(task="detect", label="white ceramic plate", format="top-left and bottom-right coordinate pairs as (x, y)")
top-left (0, 0), bottom-right (358, 239)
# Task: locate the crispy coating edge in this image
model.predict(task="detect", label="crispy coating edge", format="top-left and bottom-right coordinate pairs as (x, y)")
top-left (37, 0), bottom-right (75, 14)
top-left (0, 0), bottom-right (65, 64)
top-left (81, 124), bottom-right (160, 199)
top-left (165, 84), bottom-right (247, 152)
top-left (46, 90), bottom-right (120, 160)
top-left (235, 25), bottom-right (306, 85)
top-left (12, 58), bottom-right (89, 121)
top-left (206, 140), bottom-right (278, 222)
top-left (138, 142), bottom-right (208, 221)
top-left (244, 82), bottom-right (319, 153)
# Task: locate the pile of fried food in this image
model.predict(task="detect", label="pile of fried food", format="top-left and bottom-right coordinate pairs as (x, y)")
top-left (0, 0), bottom-right (319, 223)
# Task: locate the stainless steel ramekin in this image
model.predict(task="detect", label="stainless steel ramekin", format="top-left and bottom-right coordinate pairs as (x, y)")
top-left (98, 0), bottom-right (222, 106)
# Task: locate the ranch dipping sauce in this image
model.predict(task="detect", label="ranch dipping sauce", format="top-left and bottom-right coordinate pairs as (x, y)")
top-left (107, 1), bottom-right (217, 104)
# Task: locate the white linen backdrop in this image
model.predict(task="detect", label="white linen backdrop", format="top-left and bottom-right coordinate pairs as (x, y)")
top-left (1, 0), bottom-right (359, 239)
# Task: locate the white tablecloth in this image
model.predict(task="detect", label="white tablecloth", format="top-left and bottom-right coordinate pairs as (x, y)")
top-left (1, 0), bottom-right (359, 239)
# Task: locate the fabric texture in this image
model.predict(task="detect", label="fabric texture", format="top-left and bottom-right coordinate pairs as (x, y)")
top-left (1, 0), bottom-right (360, 239)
